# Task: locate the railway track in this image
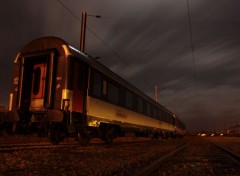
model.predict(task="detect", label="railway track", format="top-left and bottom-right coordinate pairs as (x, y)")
top-left (136, 138), bottom-right (240, 176)
top-left (0, 136), bottom-right (178, 153)
top-left (0, 142), bottom-right (82, 152)
top-left (0, 137), bottom-right (186, 175)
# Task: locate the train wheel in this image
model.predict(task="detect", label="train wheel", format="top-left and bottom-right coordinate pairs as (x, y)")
top-left (50, 123), bottom-right (64, 144)
top-left (103, 136), bottom-right (113, 144)
top-left (37, 127), bottom-right (45, 137)
top-left (75, 132), bottom-right (89, 145)
top-left (102, 125), bottom-right (116, 144)
top-left (37, 121), bottom-right (48, 138)
top-left (150, 132), bottom-right (159, 139)
top-left (50, 129), bottom-right (60, 144)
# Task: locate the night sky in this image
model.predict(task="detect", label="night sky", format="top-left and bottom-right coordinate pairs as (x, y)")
top-left (1, 0), bottom-right (240, 131)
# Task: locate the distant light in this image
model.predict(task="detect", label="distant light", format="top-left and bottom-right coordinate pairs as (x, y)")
top-left (211, 133), bottom-right (214, 137)
top-left (219, 133), bottom-right (224, 136)
top-left (200, 133), bottom-right (206, 137)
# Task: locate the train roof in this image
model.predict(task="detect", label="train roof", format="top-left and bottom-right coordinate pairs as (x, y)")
top-left (16, 36), bottom-right (177, 117)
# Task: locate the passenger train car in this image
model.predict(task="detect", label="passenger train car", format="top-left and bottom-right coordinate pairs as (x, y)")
top-left (7, 36), bottom-right (186, 143)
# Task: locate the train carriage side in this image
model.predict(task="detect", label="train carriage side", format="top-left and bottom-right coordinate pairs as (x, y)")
top-left (85, 60), bottom-right (178, 140)
top-left (7, 36), bottom-right (185, 143)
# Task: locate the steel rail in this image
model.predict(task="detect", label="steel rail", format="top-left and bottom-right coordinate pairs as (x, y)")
top-left (212, 143), bottom-right (240, 163)
top-left (0, 143), bottom-right (80, 152)
top-left (0, 138), bottom-right (168, 152)
top-left (135, 142), bottom-right (189, 176)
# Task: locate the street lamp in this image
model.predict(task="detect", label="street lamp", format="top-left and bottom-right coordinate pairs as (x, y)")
top-left (80, 12), bottom-right (101, 53)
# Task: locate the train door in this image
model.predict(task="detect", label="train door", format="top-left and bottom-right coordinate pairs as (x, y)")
top-left (72, 63), bottom-right (86, 114)
top-left (19, 52), bottom-right (55, 112)
top-left (30, 63), bottom-right (47, 110)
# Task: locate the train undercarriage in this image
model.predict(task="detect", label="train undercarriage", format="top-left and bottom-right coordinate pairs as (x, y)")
top-left (0, 111), bottom-right (178, 144)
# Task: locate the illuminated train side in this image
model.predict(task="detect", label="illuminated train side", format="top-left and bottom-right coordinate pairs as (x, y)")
top-left (8, 36), bottom-right (186, 143)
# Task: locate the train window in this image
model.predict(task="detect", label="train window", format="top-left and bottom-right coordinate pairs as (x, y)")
top-left (33, 67), bottom-right (41, 95)
top-left (164, 113), bottom-right (167, 122)
top-left (143, 101), bottom-right (147, 114)
top-left (125, 90), bottom-right (133, 109)
top-left (167, 114), bottom-right (170, 123)
top-left (119, 87), bottom-right (125, 106)
top-left (103, 80), bottom-right (107, 96)
top-left (166, 114), bottom-right (170, 123)
top-left (159, 109), bottom-right (162, 120)
top-left (159, 109), bottom-right (164, 121)
top-left (150, 105), bottom-right (154, 117)
top-left (92, 71), bottom-right (102, 97)
top-left (133, 94), bottom-right (138, 111)
top-left (153, 106), bottom-right (159, 118)
top-left (108, 83), bottom-right (119, 104)
top-left (137, 97), bottom-right (143, 113)
top-left (168, 115), bottom-right (173, 124)
top-left (170, 115), bottom-right (173, 124)
top-left (172, 116), bottom-right (175, 124)
top-left (77, 69), bottom-right (84, 90)
top-left (146, 102), bottom-right (151, 116)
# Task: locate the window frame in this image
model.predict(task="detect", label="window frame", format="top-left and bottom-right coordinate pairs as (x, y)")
top-left (107, 81), bottom-right (120, 105)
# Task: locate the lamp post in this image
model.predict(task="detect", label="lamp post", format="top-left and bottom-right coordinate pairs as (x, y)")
top-left (80, 12), bottom-right (101, 53)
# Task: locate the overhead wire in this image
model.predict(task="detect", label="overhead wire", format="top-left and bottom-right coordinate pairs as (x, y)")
top-left (56, 0), bottom-right (197, 113)
top-left (57, 0), bottom-right (240, 114)
top-left (57, 0), bottom-right (154, 91)
top-left (57, 0), bottom-right (82, 21)
top-left (99, 15), bottom-right (240, 24)
top-left (186, 0), bottom-right (197, 96)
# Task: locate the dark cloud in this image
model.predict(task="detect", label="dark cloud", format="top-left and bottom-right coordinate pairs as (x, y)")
top-left (0, 0), bottom-right (240, 131)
